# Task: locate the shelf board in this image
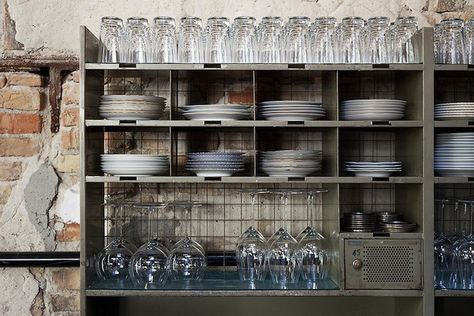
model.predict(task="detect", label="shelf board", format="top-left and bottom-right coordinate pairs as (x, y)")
top-left (434, 177), bottom-right (474, 183)
top-left (85, 119), bottom-right (423, 128)
top-left (434, 121), bottom-right (474, 128)
top-left (85, 63), bottom-right (424, 71)
top-left (340, 232), bottom-right (423, 239)
top-left (85, 176), bottom-right (423, 184)
top-left (85, 289), bottom-right (423, 297)
top-left (435, 290), bottom-right (474, 297)
top-left (434, 64), bottom-right (474, 71)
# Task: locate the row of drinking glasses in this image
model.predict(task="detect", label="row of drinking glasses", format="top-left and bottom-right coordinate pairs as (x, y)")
top-left (98, 15), bottom-right (419, 64)
top-left (96, 201), bottom-right (206, 287)
top-left (434, 198), bottom-right (474, 290)
top-left (236, 190), bottom-right (331, 289)
top-left (434, 18), bottom-right (474, 64)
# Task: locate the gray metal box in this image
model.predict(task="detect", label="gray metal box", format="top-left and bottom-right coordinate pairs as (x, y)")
top-left (344, 238), bottom-right (423, 290)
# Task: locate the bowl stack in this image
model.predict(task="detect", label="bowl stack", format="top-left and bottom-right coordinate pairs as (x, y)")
top-left (186, 152), bottom-right (245, 177)
top-left (181, 104), bottom-right (251, 121)
top-left (101, 154), bottom-right (169, 176)
top-left (260, 150), bottom-right (322, 177)
top-left (340, 99), bottom-right (406, 121)
top-left (99, 95), bottom-right (166, 120)
top-left (435, 102), bottom-right (474, 120)
top-left (258, 101), bottom-right (326, 121)
top-left (435, 132), bottom-right (474, 176)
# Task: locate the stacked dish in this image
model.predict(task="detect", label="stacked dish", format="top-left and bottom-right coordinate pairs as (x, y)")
top-left (435, 132), bottom-right (474, 176)
top-left (342, 212), bottom-right (378, 232)
top-left (376, 211), bottom-right (403, 224)
top-left (340, 99), bottom-right (406, 120)
top-left (101, 154), bottom-right (169, 176)
top-left (181, 104), bottom-right (251, 121)
top-left (258, 101), bottom-right (326, 121)
top-left (99, 95), bottom-right (166, 120)
top-left (434, 102), bottom-right (474, 120)
top-left (345, 161), bottom-right (402, 177)
top-left (186, 152), bottom-right (245, 176)
top-left (379, 221), bottom-right (417, 233)
top-left (260, 150), bottom-right (322, 177)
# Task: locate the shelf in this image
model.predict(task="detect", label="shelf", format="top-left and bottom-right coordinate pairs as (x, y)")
top-left (434, 177), bottom-right (474, 183)
top-left (434, 121), bottom-right (474, 128)
top-left (434, 64), bottom-right (474, 72)
top-left (85, 176), bottom-right (423, 184)
top-left (85, 120), bottom-right (424, 128)
top-left (339, 232), bottom-right (423, 239)
top-left (85, 63), bottom-right (424, 71)
top-left (435, 290), bottom-right (474, 297)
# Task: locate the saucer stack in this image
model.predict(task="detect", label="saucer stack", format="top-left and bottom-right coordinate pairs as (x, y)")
top-left (340, 99), bottom-right (406, 121)
top-left (258, 101), bottom-right (326, 121)
top-left (260, 150), bottom-right (322, 177)
top-left (99, 95), bottom-right (166, 120)
top-left (435, 102), bottom-right (474, 120)
top-left (101, 154), bottom-right (169, 176)
top-left (344, 161), bottom-right (402, 177)
top-left (181, 104), bottom-right (251, 121)
top-left (186, 152), bottom-right (245, 176)
top-left (435, 132), bottom-right (474, 176)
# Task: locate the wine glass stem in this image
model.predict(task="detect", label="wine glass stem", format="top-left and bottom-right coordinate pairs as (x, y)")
top-left (185, 206), bottom-right (190, 239)
top-left (251, 193), bottom-right (257, 230)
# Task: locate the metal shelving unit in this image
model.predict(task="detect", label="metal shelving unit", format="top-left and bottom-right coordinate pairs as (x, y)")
top-left (80, 26), bottom-right (473, 316)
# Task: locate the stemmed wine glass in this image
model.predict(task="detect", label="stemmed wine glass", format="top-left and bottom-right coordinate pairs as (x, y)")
top-left (267, 191), bottom-right (298, 288)
top-left (165, 201), bottom-right (207, 285)
top-left (96, 202), bottom-right (136, 284)
top-left (129, 202), bottom-right (169, 288)
top-left (452, 199), bottom-right (474, 289)
top-left (434, 198), bottom-right (453, 289)
top-left (236, 191), bottom-right (267, 288)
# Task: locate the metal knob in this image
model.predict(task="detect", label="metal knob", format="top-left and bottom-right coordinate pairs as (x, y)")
top-left (352, 258), bottom-right (363, 270)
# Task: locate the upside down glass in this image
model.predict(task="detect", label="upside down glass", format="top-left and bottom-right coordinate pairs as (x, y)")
top-left (285, 16), bottom-right (311, 63)
top-left (364, 17), bottom-right (390, 64)
top-left (257, 16), bottom-right (283, 63)
top-left (98, 16), bottom-right (124, 63)
top-left (152, 16), bottom-right (177, 63)
top-left (466, 19), bottom-right (474, 65)
top-left (310, 17), bottom-right (337, 64)
top-left (204, 17), bottom-right (230, 63)
top-left (125, 17), bottom-right (151, 63)
top-left (392, 16), bottom-right (418, 63)
top-left (440, 18), bottom-right (465, 64)
top-left (231, 16), bottom-right (257, 63)
top-left (338, 17), bottom-right (365, 64)
top-left (178, 17), bottom-right (203, 63)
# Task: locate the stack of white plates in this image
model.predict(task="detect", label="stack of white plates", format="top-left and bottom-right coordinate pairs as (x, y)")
top-left (260, 150), bottom-right (322, 177)
top-left (101, 154), bottom-right (169, 176)
top-left (340, 99), bottom-right (406, 121)
top-left (435, 132), bottom-right (474, 176)
top-left (181, 104), bottom-right (251, 121)
top-left (345, 161), bottom-right (402, 177)
top-left (186, 152), bottom-right (245, 176)
top-left (99, 95), bottom-right (166, 120)
top-left (435, 102), bottom-right (474, 120)
top-left (258, 101), bottom-right (326, 121)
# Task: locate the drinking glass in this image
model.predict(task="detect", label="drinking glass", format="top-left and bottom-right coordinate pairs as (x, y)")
top-left (392, 16), bottom-right (418, 63)
top-left (124, 17), bottom-right (151, 63)
top-left (129, 203), bottom-right (169, 288)
top-left (434, 199), bottom-right (453, 289)
top-left (337, 17), bottom-right (365, 64)
top-left (98, 16), bottom-right (124, 63)
top-left (434, 24), bottom-right (442, 63)
top-left (166, 201), bottom-right (206, 284)
top-left (266, 192), bottom-right (298, 288)
top-left (310, 17), bottom-right (337, 64)
top-left (284, 16), bottom-right (311, 63)
top-left (96, 202), bottom-right (135, 283)
top-left (204, 17), bottom-right (230, 63)
top-left (466, 19), bottom-right (474, 65)
top-left (178, 17), bottom-right (203, 63)
top-left (439, 18), bottom-right (465, 64)
top-left (297, 228), bottom-right (329, 289)
top-left (152, 16), bottom-right (177, 63)
top-left (230, 16), bottom-right (257, 63)
top-left (364, 17), bottom-right (390, 64)
top-left (257, 16), bottom-right (284, 63)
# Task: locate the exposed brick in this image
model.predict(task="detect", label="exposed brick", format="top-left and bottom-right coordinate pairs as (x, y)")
top-left (0, 185), bottom-right (12, 204)
top-left (57, 154), bottom-right (80, 173)
top-left (228, 86), bottom-right (253, 105)
top-left (7, 72), bottom-right (43, 87)
top-left (61, 107), bottom-right (79, 127)
top-left (0, 87), bottom-right (41, 111)
top-left (61, 128), bottom-right (79, 150)
top-left (0, 138), bottom-right (40, 156)
top-left (56, 223), bottom-right (80, 242)
top-left (0, 113), bottom-right (42, 134)
top-left (0, 161), bottom-right (22, 180)
top-left (51, 269), bottom-right (80, 290)
top-left (61, 82), bottom-right (79, 105)
top-left (50, 294), bottom-right (80, 312)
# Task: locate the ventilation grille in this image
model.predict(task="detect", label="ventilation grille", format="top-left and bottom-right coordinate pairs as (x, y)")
top-left (362, 245), bottom-right (415, 283)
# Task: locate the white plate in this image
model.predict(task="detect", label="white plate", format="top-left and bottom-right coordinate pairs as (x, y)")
top-left (259, 101), bottom-right (322, 105)
top-left (341, 113), bottom-right (404, 120)
top-left (342, 99), bottom-right (407, 103)
top-left (187, 170), bottom-right (243, 177)
top-left (261, 115), bottom-right (325, 121)
top-left (350, 171), bottom-right (394, 177)
top-left (183, 113), bottom-right (249, 120)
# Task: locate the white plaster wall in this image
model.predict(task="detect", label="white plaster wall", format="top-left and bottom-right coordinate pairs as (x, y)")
top-left (6, 0), bottom-right (438, 56)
